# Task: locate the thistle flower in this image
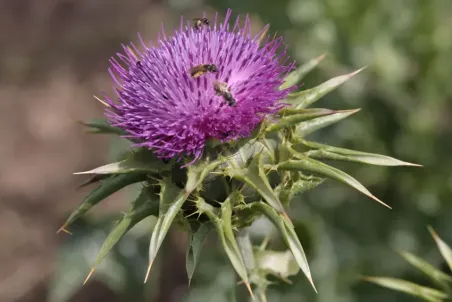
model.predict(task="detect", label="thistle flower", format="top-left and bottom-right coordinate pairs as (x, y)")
top-left (65, 9), bottom-right (421, 301)
top-left (106, 9), bottom-right (294, 161)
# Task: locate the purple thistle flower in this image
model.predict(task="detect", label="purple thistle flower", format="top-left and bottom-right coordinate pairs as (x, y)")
top-left (105, 9), bottom-right (295, 162)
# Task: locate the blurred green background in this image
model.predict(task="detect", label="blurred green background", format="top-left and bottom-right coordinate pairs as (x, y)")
top-left (1, 0), bottom-right (451, 301)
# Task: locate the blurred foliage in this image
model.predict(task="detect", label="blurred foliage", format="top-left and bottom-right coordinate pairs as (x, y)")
top-left (365, 227), bottom-right (452, 301)
top-left (53, 0), bottom-right (452, 301)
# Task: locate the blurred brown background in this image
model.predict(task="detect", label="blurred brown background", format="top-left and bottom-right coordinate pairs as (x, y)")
top-left (0, 1), bottom-right (169, 301)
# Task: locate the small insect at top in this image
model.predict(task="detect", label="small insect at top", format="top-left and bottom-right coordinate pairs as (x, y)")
top-left (193, 18), bottom-right (210, 30)
top-left (189, 64), bottom-right (219, 78)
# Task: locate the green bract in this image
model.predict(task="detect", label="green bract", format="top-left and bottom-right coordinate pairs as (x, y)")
top-left (64, 56), bottom-right (420, 299)
top-left (365, 227), bottom-right (452, 302)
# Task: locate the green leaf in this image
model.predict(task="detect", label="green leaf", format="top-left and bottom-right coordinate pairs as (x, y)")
top-left (227, 153), bottom-right (287, 216)
top-left (186, 222), bottom-right (213, 285)
top-left (78, 174), bottom-right (112, 188)
top-left (301, 140), bottom-right (421, 167)
top-left (79, 119), bottom-right (126, 136)
top-left (295, 109), bottom-right (361, 138)
top-left (287, 67), bottom-right (366, 108)
top-left (364, 276), bottom-right (448, 302)
top-left (49, 220), bottom-right (129, 302)
top-left (236, 229), bottom-right (256, 271)
top-left (399, 250), bottom-right (452, 286)
top-left (428, 227), bottom-right (452, 272)
top-left (265, 109), bottom-right (337, 133)
top-left (221, 139), bottom-right (267, 170)
top-left (274, 155), bottom-right (391, 208)
top-left (255, 249), bottom-right (300, 280)
top-left (279, 53), bottom-right (327, 90)
top-left (185, 158), bottom-right (225, 192)
top-left (249, 201), bottom-right (316, 292)
top-left (202, 193), bottom-right (254, 297)
top-left (146, 159), bottom-right (221, 282)
top-left (84, 187), bottom-right (159, 283)
top-left (146, 177), bottom-right (187, 281)
top-left (276, 173), bottom-right (325, 205)
top-left (74, 148), bottom-right (170, 175)
top-left (59, 173), bottom-right (148, 232)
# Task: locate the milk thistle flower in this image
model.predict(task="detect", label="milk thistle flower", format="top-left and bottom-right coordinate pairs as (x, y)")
top-left (105, 9), bottom-right (294, 161)
top-left (66, 9), bottom-right (421, 301)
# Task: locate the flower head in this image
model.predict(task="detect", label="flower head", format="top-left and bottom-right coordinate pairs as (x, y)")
top-left (105, 9), bottom-right (295, 161)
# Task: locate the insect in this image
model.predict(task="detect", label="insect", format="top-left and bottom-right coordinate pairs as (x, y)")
top-left (193, 17), bottom-right (210, 30)
top-left (189, 64), bottom-right (218, 78)
top-left (213, 80), bottom-right (236, 106)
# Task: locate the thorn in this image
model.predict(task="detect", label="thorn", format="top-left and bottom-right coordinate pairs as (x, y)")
top-left (349, 66), bottom-right (368, 77)
top-left (340, 108), bottom-right (362, 114)
top-left (93, 95), bottom-right (110, 108)
top-left (188, 278), bottom-right (192, 287)
top-left (368, 194), bottom-right (392, 209)
top-left (244, 281), bottom-right (255, 299)
top-left (73, 170), bottom-right (93, 175)
top-left (360, 275), bottom-right (375, 282)
top-left (144, 260), bottom-right (153, 283)
top-left (307, 275), bottom-right (318, 294)
top-left (185, 211), bottom-right (201, 219)
top-left (400, 161), bottom-right (423, 167)
top-left (315, 53), bottom-right (328, 63)
top-left (83, 268), bottom-right (95, 285)
top-left (282, 211), bottom-right (292, 223)
top-left (259, 236), bottom-right (270, 251)
top-left (56, 225), bottom-right (72, 235)
top-left (427, 225), bottom-right (439, 240)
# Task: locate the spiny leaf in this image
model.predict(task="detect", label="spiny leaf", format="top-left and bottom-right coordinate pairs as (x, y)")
top-left (276, 173), bottom-right (325, 205)
top-left (221, 193), bottom-right (254, 297)
top-left (83, 188), bottom-right (159, 284)
top-left (79, 119), bottom-right (126, 136)
top-left (186, 222), bottom-right (213, 285)
top-left (399, 250), bottom-right (452, 286)
top-left (201, 193), bottom-right (254, 298)
top-left (295, 109), bottom-right (361, 138)
top-left (146, 178), bottom-right (186, 282)
top-left (287, 67), bottom-right (366, 108)
top-left (249, 202), bottom-right (316, 292)
top-left (279, 53), bottom-right (327, 90)
top-left (428, 227), bottom-right (452, 272)
top-left (220, 139), bottom-right (267, 170)
top-left (274, 155), bottom-right (391, 209)
top-left (265, 109), bottom-right (337, 133)
top-left (363, 276), bottom-right (448, 302)
top-left (185, 158), bottom-right (225, 192)
top-left (58, 173), bottom-right (148, 233)
top-left (301, 140), bottom-right (422, 167)
top-left (78, 174), bottom-right (111, 188)
top-left (227, 153), bottom-right (287, 216)
top-left (74, 148), bottom-right (170, 175)
top-left (146, 159), bottom-right (222, 282)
